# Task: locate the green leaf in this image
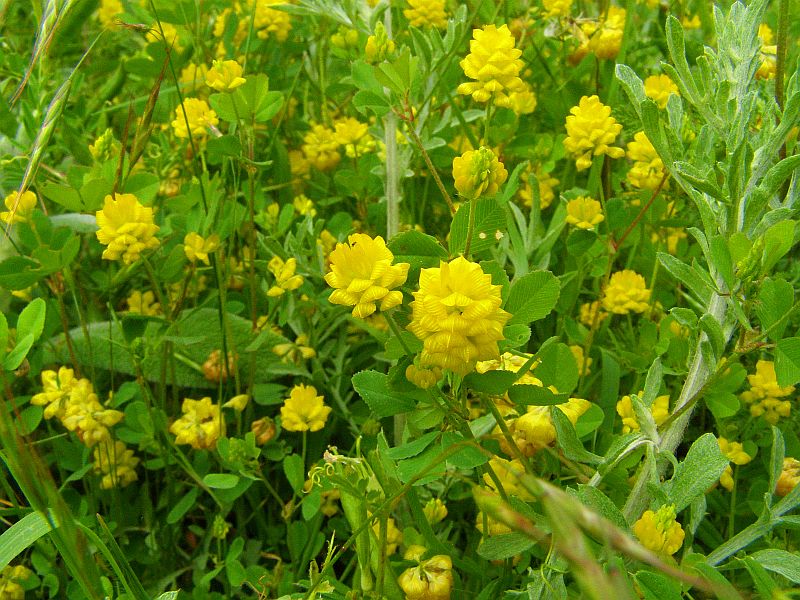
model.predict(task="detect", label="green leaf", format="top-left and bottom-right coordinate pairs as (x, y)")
top-left (775, 337), bottom-right (800, 386)
top-left (16, 297), bottom-right (46, 342)
top-left (534, 342), bottom-right (578, 395)
top-left (574, 485), bottom-right (627, 530)
top-left (768, 426), bottom-right (785, 500)
top-left (463, 370), bottom-right (518, 395)
top-left (756, 278), bottom-right (793, 341)
top-left (504, 271), bottom-right (560, 326)
top-left (4, 333), bottom-right (34, 371)
top-left (352, 371), bottom-right (421, 418)
top-left (508, 385), bottom-right (569, 406)
top-left (387, 230), bottom-right (448, 274)
top-left (742, 557), bottom-right (779, 598)
top-left (0, 512), bottom-right (53, 572)
top-left (552, 409), bottom-right (602, 464)
top-left (658, 253), bottom-right (713, 306)
top-left (166, 488), bottom-right (199, 524)
top-left (353, 90), bottom-right (390, 117)
top-left (448, 198), bottom-right (506, 256)
top-left (203, 473), bottom-right (241, 489)
top-left (709, 235), bottom-right (735, 291)
top-left (566, 229), bottom-right (597, 256)
top-left (350, 59), bottom-right (384, 95)
top-left (386, 431), bottom-right (440, 460)
top-left (0, 313), bottom-right (7, 361)
top-left (283, 454), bottom-right (305, 493)
top-left (761, 220), bottom-right (796, 275)
top-left (662, 433), bottom-right (729, 512)
top-left (635, 571), bottom-right (682, 600)
top-left (477, 533), bottom-right (535, 560)
top-left (442, 431), bottom-right (488, 469)
top-left (751, 549), bottom-right (800, 584)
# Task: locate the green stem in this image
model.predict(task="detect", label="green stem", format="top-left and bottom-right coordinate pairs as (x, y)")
top-left (463, 198), bottom-right (477, 259)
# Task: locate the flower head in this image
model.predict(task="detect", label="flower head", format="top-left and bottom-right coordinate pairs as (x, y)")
top-left (565, 196), bottom-right (604, 229)
top-left (543, 0), bottom-right (573, 18)
top-left (267, 256), bottom-right (304, 296)
top-left (97, 0), bottom-right (122, 27)
top-left (776, 457), bottom-right (800, 497)
top-left (404, 0), bottom-right (447, 29)
top-left (518, 165), bottom-right (558, 210)
top-left (95, 193), bottom-right (160, 265)
top-left (588, 6), bottom-right (626, 60)
top-left (633, 505), bottom-right (685, 556)
top-left (126, 290), bottom-right (162, 316)
top-left (254, 0), bottom-right (292, 41)
top-left (397, 549), bottom-right (453, 600)
top-left (325, 233), bottom-right (410, 318)
top-left (206, 59), bottom-right (246, 92)
top-left (644, 74), bottom-right (680, 109)
top-left (302, 124), bottom-right (341, 171)
top-left (408, 257), bottom-right (510, 375)
top-left (756, 24), bottom-right (777, 80)
top-left (93, 440), bottom-right (140, 489)
top-left (1, 190), bottom-right (37, 225)
top-left (184, 232), bottom-right (220, 265)
top-left (564, 95), bottom-right (624, 171)
top-left (452, 146), bottom-right (508, 200)
top-left (365, 22), bottom-right (396, 63)
top-left (626, 131), bottom-right (667, 190)
top-left (579, 300), bottom-right (607, 327)
top-left (740, 360), bottom-right (794, 424)
top-left (616, 391), bottom-right (669, 433)
top-left (180, 62), bottom-right (209, 92)
top-left (602, 270), bottom-right (651, 314)
top-left (511, 399), bottom-right (592, 455)
top-left (334, 117), bottom-right (375, 157)
top-left (457, 24), bottom-right (526, 108)
top-left (718, 437), bottom-right (752, 492)
top-left (171, 98), bottom-right (219, 139)
top-left (281, 384), bottom-right (331, 432)
top-left (423, 498), bottom-right (448, 524)
top-left (170, 397), bottom-right (222, 449)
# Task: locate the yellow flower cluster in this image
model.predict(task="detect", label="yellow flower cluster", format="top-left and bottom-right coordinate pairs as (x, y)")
top-left (273, 333), bottom-right (316, 363)
top-left (406, 361), bottom-right (443, 389)
top-left (423, 498), bottom-right (448, 524)
top-left (602, 270), bottom-right (651, 315)
top-left (452, 146), bottom-right (508, 200)
top-left (95, 193), bottom-right (160, 265)
top-left (397, 546), bottom-right (453, 600)
top-left (1, 190), bottom-right (37, 225)
top-left (372, 517), bottom-right (403, 555)
top-left (254, 0), bottom-right (292, 41)
top-left (184, 232), bottom-right (220, 265)
top-left (281, 384), bottom-right (331, 432)
top-left (171, 98), bottom-right (219, 139)
top-left (718, 437), bottom-right (752, 492)
top-left (169, 397), bottom-right (223, 449)
top-left (180, 63), bottom-right (209, 92)
top-left (31, 367), bottom-right (124, 447)
top-left (588, 6), bottom-right (626, 60)
top-left (579, 300), bottom-right (607, 327)
top-left (644, 74), bottom-right (680, 109)
top-left (126, 290), bottom-right (162, 316)
top-left (89, 128), bottom-right (120, 162)
top-left (565, 196), bottom-right (604, 229)
top-left (302, 124), bottom-right (341, 171)
top-left (334, 117), bottom-right (375, 158)
top-left (0, 565), bottom-right (33, 600)
top-left (633, 505), bottom-right (685, 556)
top-left (203, 349), bottom-right (238, 383)
top-left (408, 257), bottom-right (511, 376)
top-left (267, 256), bottom-right (304, 297)
top-left (776, 457), bottom-right (800, 497)
top-left (457, 24), bottom-right (526, 108)
top-left (616, 391), bottom-right (669, 433)
top-left (484, 456), bottom-right (533, 500)
top-left (365, 22), bottom-right (395, 63)
top-left (324, 233), bottom-right (410, 319)
top-left (293, 194), bottom-right (316, 217)
top-left (205, 59), bottom-right (246, 92)
top-left (756, 24), bottom-right (777, 80)
top-left (93, 439), bottom-right (140, 489)
top-left (146, 22), bottom-right (183, 52)
top-left (404, 0), bottom-right (447, 29)
top-left (564, 95), bottom-right (624, 171)
top-left (330, 27), bottom-right (359, 50)
top-left (543, 0), bottom-right (573, 18)
top-left (518, 165), bottom-right (559, 210)
top-left (626, 132), bottom-right (667, 190)
top-left (97, 0), bottom-right (122, 28)
top-left (570, 344), bottom-right (592, 376)
top-left (740, 360), bottom-right (794, 424)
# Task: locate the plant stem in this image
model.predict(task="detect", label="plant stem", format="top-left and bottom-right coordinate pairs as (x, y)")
top-left (405, 124), bottom-right (456, 214)
top-left (463, 198), bottom-right (477, 259)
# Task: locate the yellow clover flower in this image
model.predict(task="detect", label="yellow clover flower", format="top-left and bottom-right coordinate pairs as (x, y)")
top-left (408, 256), bottom-right (511, 376)
top-left (280, 384), bottom-right (331, 432)
top-left (93, 440), bottom-right (140, 489)
top-left (718, 437), bottom-right (752, 492)
top-left (457, 24), bottom-right (526, 108)
top-left (372, 517), bottom-right (403, 555)
top-left (740, 360), bottom-right (794, 424)
top-left (31, 367), bottom-right (80, 420)
top-left (302, 124), bottom-right (341, 171)
top-left (423, 498), bottom-right (448, 525)
top-left (293, 194), bottom-right (317, 217)
top-left (403, 0), bottom-right (447, 29)
top-left (146, 22), bottom-right (183, 52)
top-left (267, 256), bottom-right (304, 297)
top-left (397, 548), bottom-right (453, 600)
top-left (334, 117), bottom-right (375, 158)
top-left (644, 74), bottom-right (680, 109)
top-left (511, 398), bottom-right (592, 456)
top-left (776, 457), bottom-right (800, 497)
top-left (507, 85), bottom-right (537, 115)
top-left (518, 165), bottom-right (559, 210)
top-left (184, 232), bottom-right (220, 265)
top-left (170, 397), bottom-right (223, 449)
top-left (171, 98), bottom-right (219, 139)
top-left (626, 131), bottom-right (667, 190)
top-left (756, 24), bottom-right (777, 80)
top-left (365, 22), bottom-right (396, 63)
top-left (543, 0), bottom-right (573, 18)
top-left (60, 382), bottom-right (124, 447)
top-left (97, 0), bottom-right (122, 27)
top-left (0, 565), bottom-right (33, 600)
top-left (452, 146), bottom-right (508, 200)
top-left (588, 6), bottom-right (626, 60)
top-left (254, 0), bottom-right (292, 42)
top-left (95, 193), bottom-right (160, 265)
top-left (616, 391), bottom-right (669, 433)
top-left (205, 59), bottom-right (246, 92)
top-left (564, 95), bottom-right (624, 171)
top-left (324, 233), bottom-right (410, 319)
top-left (179, 62), bottom-right (210, 93)
top-left (1, 190), bottom-right (37, 225)
top-left (406, 362), bottom-right (443, 389)
top-left (565, 196), bottom-right (604, 229)
top-left (602, 270), bottom-right (651, 315)
top-left (126, 290), bottom-right (162, 316)
top-left (578, 300), bottom-right (607, 327)
top-left (633, 505), bottom-right (685, 556)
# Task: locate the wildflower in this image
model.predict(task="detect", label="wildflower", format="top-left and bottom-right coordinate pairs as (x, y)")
top-left (223, 394), bottom-right (250, 412)
top-left (281, 384), bottom-right (331, 432)
top-left (483, 457), bottom-right (533, 500)
top-left (89, 128), bottom-right (120, 162)
top-left (408, 257), bottom-right (510, 375)
top-left (511, 398), bottom-right (592, 456)
top-left (331, 26), bottom-right (359, 50)
top-left (180, 62), bottom-right (210, 92)
top-left (404, 0), bottom-right (447, 29)
top-left (519, 165), bottom-right (558, 210)
top-left (579, 300), bottom-right (607, 327)
top-left (31, 367), bottom-right (81, 420)
top-left (254, 0), bottom-right (292, 41)
top-left (324, 233), bottom-right (410, 318)
top-left (170, 397), bottom-right (222, 449)
top-left (95, 193), bottom-right (160, 265)
top-left (183, 232), bottom-right (220, 265)
top-left (0, 565), bottom-right (33, 600)
top-left (372, 517), bottom-right (403, 555)
top-left (398, 548), bottom-right (453, 600)
top-left (626, 132), bottom-right (667, 190)
top-left (202, 349), bottom-right (237, 383)
top-left (273, 333), bottom-right (317, 363)
top-left (452, 146), bottom-right (508, 200)
top-left (0, 190), bottom-right (37, 225)
top-left (569, 344), bottom-right (592, 376)
top-left (267, 256), bottom-right (304, 296)
top-left (293, 194), bottom-right (317, 217)
top-left (171, 98), bottom-right (219, 139)
top-left (406, 362), bottom-right (442, 389)
top-left (718, 437), bottom-right (752, 492)
top-left (543, 0), bottom-right (573, 18)
top-left (588, 6), bottom-right (626, 60)
top-left (616, 391), bottom-right (669, 433)
top-left (423, 498), bottom-right (448, 524)
top-left (93, 440), bottom-right (139, 489)
top-left (565, 196), bottom-right (604, 229)
top-left (251, 417), bottom-right (277, 445)
top-left (602, 270), bottom-right (651, 314)
top-left (564, 95), bottom-right (624, 171)
top-left (475, 505), bottom-right (513, 536)
top-left (206, 59), bottom-right (246, 92)
top-left (740, 360), bottom-right (794, 424)
top-left (508, 86), bottom-right (537, 115)
top-left (302, 124), bottom-right (341, 171)
top-left (644, 74), bottom-right (680, 109)
top-left (365, 22), bottom-right (396, 63)
top-left (457, 24), bottom-right (526, 108)
top-left (633, 505), bottom-right (685, 556)
top-left (97, 0), bottom-right (122, 28)
top-left (59, 384), bottom-right (124, 447)
top-left (126, 290), bottom-right (162, 316)
top-left (756, 24), bottom-right (777, 80)
top-left (334, 117), bottom-right (375, 157)
top-left (776, 457), bottom-right (800, 497)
